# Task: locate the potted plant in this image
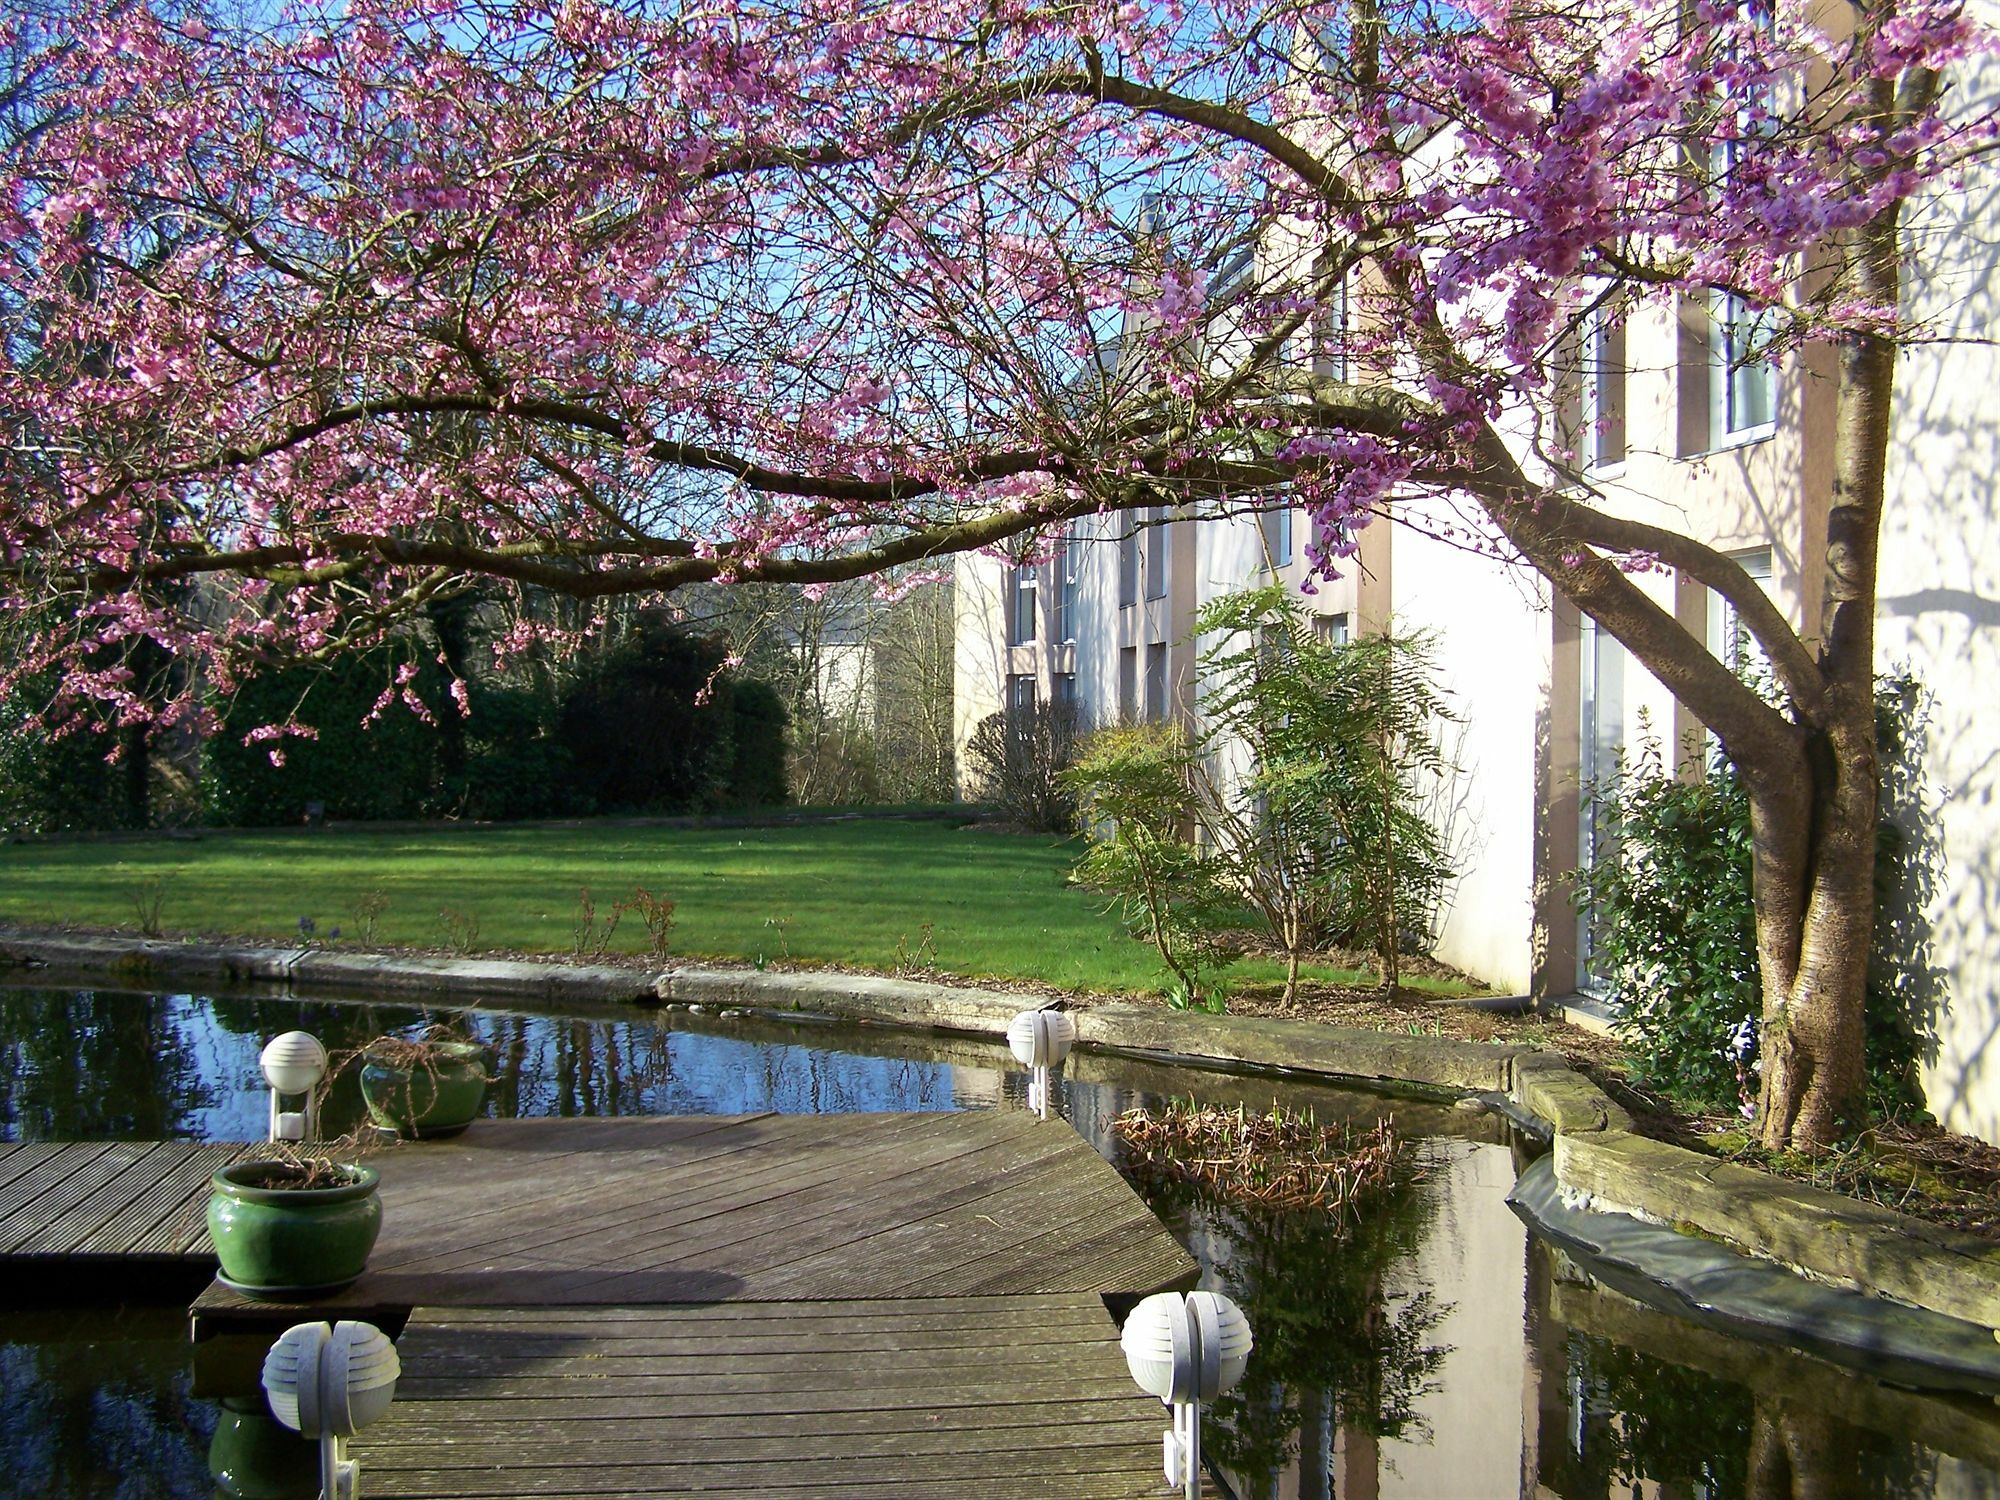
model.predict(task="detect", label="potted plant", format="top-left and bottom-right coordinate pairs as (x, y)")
top-left (355, 1023), bottom-right (493, 1139)
top-left (206, 1144), bottom-right (383, 1297)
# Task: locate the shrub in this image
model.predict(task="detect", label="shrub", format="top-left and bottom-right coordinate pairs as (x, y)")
top-left (203, 650), bottom-right (443, 825)
top-left (558, 618), bottom-right (786, 814)
top-left (1061, 723), bottom-right (1239, 1003)
top-left (0, 677), bottom-right (128, 835)
top-left (1571, 738), bottom-right (1758, 1111)
top-left (1574, 676), bottom-right (1934, 1118)
top-left (1193, 588), bottom-right (1458, 996)
top-left (965, 699), bottom-right (1078, 833)
top-left (729, 679), bottom-right (791, 808)
top-left (458, 682), bottom-right (584, 822)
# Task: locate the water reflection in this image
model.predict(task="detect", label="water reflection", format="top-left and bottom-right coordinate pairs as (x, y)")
top-left (4, 985), bottom-right (2000, 1499)
top-left (1126, 1132), bottom-right (1454, 1499)
top-left (0, 989), bottom-right (967, 1143)
top-left (0, 1305), bottom-right (219, 1498)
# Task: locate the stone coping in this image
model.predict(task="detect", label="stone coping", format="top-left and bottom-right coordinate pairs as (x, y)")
top-left (3, 927), bottom-right (1995, 1339)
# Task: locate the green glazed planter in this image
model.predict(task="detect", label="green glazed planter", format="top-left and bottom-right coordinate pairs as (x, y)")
top-left (359, 1039), bottom-right (491, 1139)
top-left (206, 1161), bottom-right (381, 1296)
top-left (208, 1395), bottom-right (321, 1499)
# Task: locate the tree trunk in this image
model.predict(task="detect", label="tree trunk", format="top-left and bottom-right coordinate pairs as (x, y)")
top-left (1746, 715), bottom-right (1876, 1149)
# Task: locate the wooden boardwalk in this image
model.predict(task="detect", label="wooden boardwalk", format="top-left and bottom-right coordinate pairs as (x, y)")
top-left (8, 1113), bottom-right (1205, 1497)
top-left (187, 1112), bottom-right (1197, 1335)
top-left (363, 1296), bottom-right (1178, 1499)
top-left (0, 1138), bottom-right (251, 1266)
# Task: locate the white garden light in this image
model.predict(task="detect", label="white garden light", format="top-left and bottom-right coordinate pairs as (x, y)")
top-left (262, 1320), bottom-right (401, 1500)
top-left (1007, 1008), bottom-right (1076, 1120)
top-left (1120, 1291), bottom-right (1253, 1500)
top-left (261, 1032), bottom-right (328, 1144)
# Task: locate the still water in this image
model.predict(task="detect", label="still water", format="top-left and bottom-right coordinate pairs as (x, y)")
top-left (2, 985), bottom-right (1998, 1500)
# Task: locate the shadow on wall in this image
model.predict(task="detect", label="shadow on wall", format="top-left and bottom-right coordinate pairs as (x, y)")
top-left (1879, 119), bottom-right (2000, 1132)
top-left (1872, 676), bottom-right (1949, 1102)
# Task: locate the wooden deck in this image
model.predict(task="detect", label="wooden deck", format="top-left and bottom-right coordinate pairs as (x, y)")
top-left (0, 1138), bottom-right (251, 1266)
top-left (188, 1112), bottom-right (1197, 1336)
top-left (362, 1296), bottom-right (1179, 1499)
top-left (9, 1113), bottom-right (1206, 1497)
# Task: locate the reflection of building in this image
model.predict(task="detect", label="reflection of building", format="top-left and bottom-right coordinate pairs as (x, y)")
top-left (955, 21), bottom-right (2000, 1139)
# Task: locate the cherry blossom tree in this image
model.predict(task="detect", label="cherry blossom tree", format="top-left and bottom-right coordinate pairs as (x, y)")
top-left (3, 0), bottom-right (1990, 1145)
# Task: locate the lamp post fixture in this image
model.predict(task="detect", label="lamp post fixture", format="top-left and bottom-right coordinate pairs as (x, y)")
top-left (1120, 1291), bottom-right (1253, 1500)
top-left (1006, 1009), bottom-right (1076, 1121)
top-left (261, 1032), bottom-right (329, 1144)
top-left (262, 1320), bottom-right (400, 1500)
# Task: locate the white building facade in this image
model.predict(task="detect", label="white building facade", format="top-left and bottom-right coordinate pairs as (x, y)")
top-left (955, 19), bottom-right (2000, 1137)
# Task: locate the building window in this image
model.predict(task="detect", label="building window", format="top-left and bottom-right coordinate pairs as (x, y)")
top-left (1006, 673), bottom-right (1037, 720)
top-left (1311, 255), bottom-right (1348, 384)
top-left (1706, 547), bottom-right (1774, 675)
top-left (1583, 308), bottom-right (1627, 469)
top-left (1144, 508), bottom-right (1168, 601)
top-left (1311, 612), bottom-right (1350, 647)
top-left (1052, 527), bottom-right (1080, 643)
top-left (1577, 613), bottom-right (1627, 992)
top-left (1119, 647), bottom-right (1137, 719)
top-left (1261, 505), bottom-right (1293, 569)
top-left (1007, 564), bottom-right (1036, 646)
top-left (1713, 294), bottom-right (1776, 441)
top-left (1145, 642), bottom-right (1169, 721)
top-left (1118, 517), bottom-right (1139, 608)
top-left (1052, 672), bottom-right (1078, 713)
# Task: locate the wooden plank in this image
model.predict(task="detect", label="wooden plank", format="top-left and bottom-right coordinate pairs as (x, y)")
top-left (187, 1114), bottom-right (1193, 1330)
top-left (371, 1113), bottom-right (949, 1278)
top-left (365, 1293), bottom-right (1170, 1500)
top-left (98, 1142), bottom-right (249, 1256)
top-left (11, 1141), bottom-right (239, 1258)
top-left (0, 1141), bottom-right (162, 1254)
top-left (0, 1142), bottom-right (116, 1221)
top-left (359, 1400), bottom-right (1154, 1443)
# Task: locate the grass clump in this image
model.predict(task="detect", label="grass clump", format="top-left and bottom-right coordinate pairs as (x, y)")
top-left (1113, 1100), bottom-right (1411, 1218)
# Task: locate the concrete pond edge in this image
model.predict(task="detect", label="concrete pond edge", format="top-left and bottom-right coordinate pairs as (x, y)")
top-left (6, 927), bottom-right (1999, 1343)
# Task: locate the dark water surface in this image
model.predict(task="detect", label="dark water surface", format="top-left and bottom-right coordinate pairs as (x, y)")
top-left (1, 984), bottom-right (1997, 1500)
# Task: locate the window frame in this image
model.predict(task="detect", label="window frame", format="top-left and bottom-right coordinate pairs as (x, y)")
top-left (1007, 563), bottom-right (1037, 646)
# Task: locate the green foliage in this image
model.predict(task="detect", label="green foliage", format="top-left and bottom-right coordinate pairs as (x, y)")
top-left (728, 679), bottom-right (791, 809)
top-left (456, 682), bottom-right (583, 822)
top-left (1192, 587), bottom-right (1458, 993)
top-left (1575, 677), bottom-right (1935, 1117)
top-left (1061, 723), bottom-right (1240, 1003)
top-left (558, 619), bottom-right (770, 814)
top-left (203, 649), bottom-right (444, 826)
top-left (0, 685), bottom-right (127, 835)
top-left (964, 700), bottom-right (1078, 832)
top-left (1572, 737), bottom-right (1758, 1110)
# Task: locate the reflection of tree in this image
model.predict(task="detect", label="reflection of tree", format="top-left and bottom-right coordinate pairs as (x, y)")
top-left (1549, 1333), bottom-right (1936, 1500)
top-left (0, 989), bottom-right (216, 1140)
top-left (1136, 1162), bottom-right (1451, 1498)
top-left (0, 1307), bottom-right (215, 1495)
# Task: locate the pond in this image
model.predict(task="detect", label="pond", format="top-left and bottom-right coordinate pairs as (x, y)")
top-left (1, 983), bottom-right (1997, 1500)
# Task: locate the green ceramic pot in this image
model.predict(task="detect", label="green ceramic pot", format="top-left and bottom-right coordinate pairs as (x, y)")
top-left (207, 1396), bottom-right (321, 1499)
top-left (359, 1039), bottom-right (491, 1139)
top-left (206, 1161), bottom-right (381, 1296)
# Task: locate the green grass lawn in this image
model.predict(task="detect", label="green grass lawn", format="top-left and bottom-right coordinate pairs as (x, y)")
top-left (0, 817), bottom-right (1473, 999)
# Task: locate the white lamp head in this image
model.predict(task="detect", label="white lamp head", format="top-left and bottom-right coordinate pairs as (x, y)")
top-left (260, 1032), bottom-right (328, 1096)
top-left (263, 1320), bottom-right (400, 1439)
top-left (1187, 1291), bottom-right (1253, 1398)
top-left (1120, 1291), bottom-right (1193, 1404)
top-left (1007, 1009), bottom-right (1077, 1069)
top-left (262, 1322), bottom-right (326, 1436)
top-left (1121, 1291), bottom-right (1254, 1406)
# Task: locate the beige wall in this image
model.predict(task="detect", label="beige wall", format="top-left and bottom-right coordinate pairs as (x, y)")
top-left (1879, 2), bottom-right (2000, 1139)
